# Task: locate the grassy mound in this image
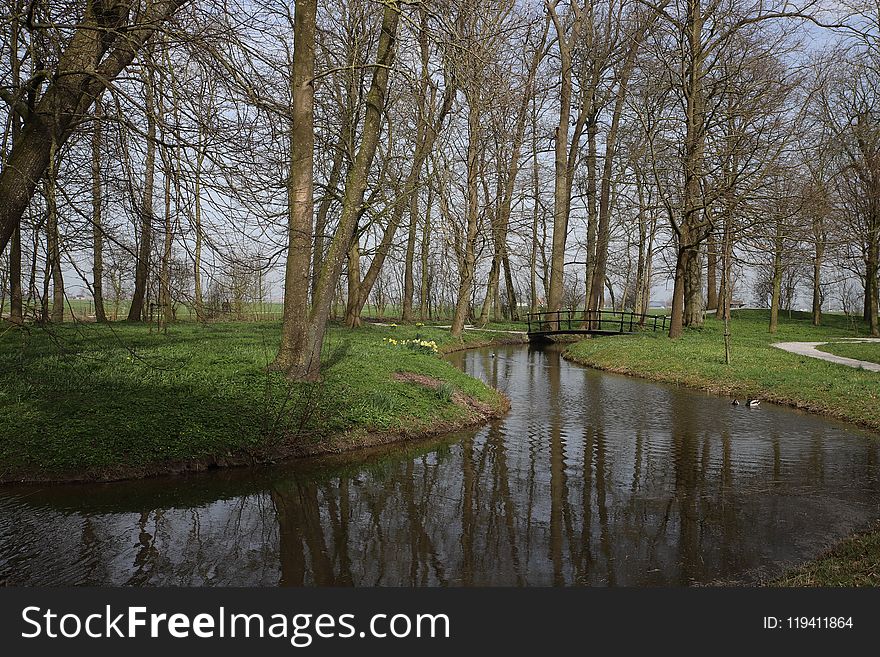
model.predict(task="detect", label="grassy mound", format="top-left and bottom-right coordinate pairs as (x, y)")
top-left (0, 320), bottom-right (521, 480)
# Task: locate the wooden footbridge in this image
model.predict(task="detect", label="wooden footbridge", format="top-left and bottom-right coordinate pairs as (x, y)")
top-left (526, 309), bottom-right (670, 341)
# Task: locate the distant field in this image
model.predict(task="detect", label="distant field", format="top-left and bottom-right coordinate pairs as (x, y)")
top-left (2, 299), bottom-right (286, 322)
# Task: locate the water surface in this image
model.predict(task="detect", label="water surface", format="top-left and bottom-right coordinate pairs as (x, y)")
top-left (1, 344), bottom-right (878, 585)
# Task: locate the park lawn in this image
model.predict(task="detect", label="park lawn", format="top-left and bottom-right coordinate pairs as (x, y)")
top-left (564, 309), bottom-right (880, 431)
top-left (0, 320), bottom-right (521, 480)
top-left (817, 341), bottom-right (880, 365)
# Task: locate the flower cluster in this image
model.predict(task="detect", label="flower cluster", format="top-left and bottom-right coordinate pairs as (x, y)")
top-left (408, 339), bottom-right (439, 354)
top-left (382, 337), bottom-right (439, 355)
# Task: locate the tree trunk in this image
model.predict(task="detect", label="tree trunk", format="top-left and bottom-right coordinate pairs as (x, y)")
top-left (669, 219), bottom-right (700, 338)
top-left (403, 5), bottom-right (433, 323)
top-left (677, 0), bottom-right (707, 330)
top-left (46, 208), bottom-right (64, 324)
top-left (276, 0), bottom-right (399, 379)
top-left (769, 220), bottom-right (784, 334)
top-left (491, 15), bottom-right (548, 324)
top-left (502, 253), bottom-right (518, 320)
top-left (718, 215), bottom-right (734, 322)
top-left (40, 234), bottom-right (51, 323)
top-left (311, 145), bottom-right (344, 301)
top-left (642, 241), bottom-right (655, 318)
top-left (706, 232), bottom-right (718, 311)
top-left (546, 6), bottom-right (579, 317)
top-left (634, 213), bottom-right (647, 319)
top-left (160, 146), bottom-right (173, 329)
top-left (811, 220), bottom-right (824, 326)
top-left (587, 48), bottom-right (639, 317)
top-left (478, 253), bottom-right (500, 327)
top-left (128, 62), bottom-right (156, 322)
top-left (418, 176), bottom-right (433, 321)
top-left (9, 225), bottom-right (22, 323)
top-left (402, 184), bottom-right (420, 323)
top-left (91, 97), bottom-right (107, 322)
top-left (451, 102), bottom-right (481, 338)
top-left (0, 265), bottom-right (6, 320)
top-left (7, 5), bottom-right (23, 324)
top-left (529, 98), bottom-right (540, 314)
top-left (492, 272), bottom-right (502, 322)
top-left (668, 245), bottom-right (687, 338)
top-left (159, 53), bottom-right (175, 330)
top-left (27, 225), bottom-right (38, 315)
top-left (46, 144), bottom-right (64, 324)
top-left (605, 277), bottom-right (616, 312)
top-left (683, 245), bottom-right (704, 326)
top-left (867, 237), bottom-right (879, 336)
top-left (633, 167), bottom-right (653, 321)
top-left (344, 238), bottom-right (361, 327)
top-left (193, 146), bottom-right (205, 320)
top-left (274, 0), bottom-right (318, 375)
top-left (584, 119), bottom-right (598, 314)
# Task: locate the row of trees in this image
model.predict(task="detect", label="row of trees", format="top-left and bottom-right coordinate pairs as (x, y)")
top-left (1, 0), bottom-right (878, 380)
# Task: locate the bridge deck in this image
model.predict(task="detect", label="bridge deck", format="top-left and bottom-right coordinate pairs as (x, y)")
top-left (528, 329), bottom-right (624, 338)
top-left (526, 310), bottom-right (669, 340)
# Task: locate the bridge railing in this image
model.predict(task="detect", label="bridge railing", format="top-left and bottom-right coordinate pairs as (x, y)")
top-left (525, 309), bottom-right (670, 335)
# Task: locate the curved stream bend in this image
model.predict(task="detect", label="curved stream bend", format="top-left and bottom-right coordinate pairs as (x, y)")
top-left (1, 344), bottom-right (878, 585)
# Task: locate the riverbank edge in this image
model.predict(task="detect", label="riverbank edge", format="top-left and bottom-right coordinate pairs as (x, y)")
top-left (0, 335), bottom-right (525, 486)
top-left (561, 346), bottom-right (880, 435)
top-left (766, 520), bottom-right (880, 587)
top-left (439, 333), bottom-right (530, 354)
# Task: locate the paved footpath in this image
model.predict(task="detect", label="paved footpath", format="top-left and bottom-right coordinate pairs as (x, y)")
top-left (772, 338), bottom-right (880, 372)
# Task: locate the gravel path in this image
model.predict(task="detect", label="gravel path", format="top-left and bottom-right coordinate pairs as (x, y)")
top-left (772, 338), bottom-right (880, 372)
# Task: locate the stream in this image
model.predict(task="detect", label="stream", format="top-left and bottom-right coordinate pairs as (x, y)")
top-left (1, 343), bottom-right (878, 585)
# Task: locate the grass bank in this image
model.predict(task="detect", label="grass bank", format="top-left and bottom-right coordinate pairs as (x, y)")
top-left (564, 309), bottom-right (880, 431)
top-left (0, 320), bottom-right (525, 483)
top-left (817, 341), bottom-right (880, 365)
top-left (769, 521), bottom-right (880, 586)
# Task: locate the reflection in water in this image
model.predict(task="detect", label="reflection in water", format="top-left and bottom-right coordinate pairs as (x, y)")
top-left (1, 344), bottom-right (879, 586)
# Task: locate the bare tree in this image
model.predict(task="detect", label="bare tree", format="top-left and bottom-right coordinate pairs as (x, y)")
top-left (0, 0), bottom-right (191, 257)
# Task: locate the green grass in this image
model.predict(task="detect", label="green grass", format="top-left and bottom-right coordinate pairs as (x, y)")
top-left (565, 309), bottom-right (880, 431)
top-left (0, 320), bottom-right (521, 479)
top-left (817, 341), bottom-right (880, 365)
top-left (771, 522), bottom-right (880, 586)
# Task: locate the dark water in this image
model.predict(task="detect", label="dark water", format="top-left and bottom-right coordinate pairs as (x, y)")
top-left (2, 344), bottom-right (879, 586)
